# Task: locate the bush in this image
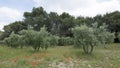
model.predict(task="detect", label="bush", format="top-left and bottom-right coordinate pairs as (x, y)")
top-left (4, 32), bottom-right (20, 48)
top-left (49, 35), bottom-right (59, 47)
top-left (93, 23), bottom-right (115, 47)
top-left (72, 23), bottom-right (115, 54)
top-left (0, 41), bottom-right (4, 45)
top-left (118, 33), bottom-right (120, 42)
top-left (19, 26), bottom-right (51, 51)
top-left (58, 37), bottom-right (73, 46)
top-left (72, 24), bottom-right (98, 54)
top-left (4, 26), bottom-right (61, 51)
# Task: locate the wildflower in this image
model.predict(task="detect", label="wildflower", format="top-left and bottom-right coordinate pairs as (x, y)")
top-left (13, 59), bottom-right (17, 63)
top-left (64, 52), bottom-right (68, 55)
top-left (44, 53), bottom-right (51, 57)
top-left (63, 52), bottom-right (69, 57)
top-left (26, 55), bottom-right (30, 59)
top-left (41, 53), bottom-right (45, 56)
top-left (118, 64), bottom-right (120, 68)
top-left (63, 57), bottom-right (73, 61)
top-left (34, 54), bottom-right (39, 59)
top-left (67, 57), bottom-right (73, 61)
top-left (17, 56), bottom-right (21, 59)
top-left (30, 61), bottom-right (38, 68)
top-left (12, 56), bottom-right (21, 63)
top-left (110, 64), bottom-right (113, 68)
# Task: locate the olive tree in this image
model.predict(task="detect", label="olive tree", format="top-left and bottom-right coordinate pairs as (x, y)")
top-left (72, 23), bottom-right (115, 54)
top-left (93, 23), bottom-right (115, 48)
top-left (19, 29), bottom-right (36, 46)
top-left (19, 26), bottom-right (51, 52)
top-left (4, 32), bottom-right (20, 48)
top-left (72, 25), bottom-right (98, 54)
top-left (49, 35), bottom-right (59, 47)
top-left (34, 26), bottom-right (50, 51)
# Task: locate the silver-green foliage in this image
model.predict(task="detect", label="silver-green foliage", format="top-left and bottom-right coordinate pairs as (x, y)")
top-left (5, 26), bottom-right (59, 51)
top-left (36, 27), bottom-right (50, 50)
top-left (93, 23), bottom-right (115, 46)
top-left (19, 29), bottom-right (36, 46)
top-left (4, 32), bottom-right (21, 48)
top-left (58, 37), bottom-right (73, 46)
top-left (72, 25), bottom-right (98, 54)
top-left (19, 27), bottom-right (51, 51)
top-left (49, 35), bottom-right (59, 46)
top-left (72, 23), bottom-right (115, 54)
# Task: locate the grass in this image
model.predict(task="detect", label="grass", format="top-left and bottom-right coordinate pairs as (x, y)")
top-left (0, 43), bottom-right (120, 68)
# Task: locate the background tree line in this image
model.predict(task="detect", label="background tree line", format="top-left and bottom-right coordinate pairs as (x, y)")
top-left (0, 7), bottom-right (120, 42)
top-left (0, 6), bottom-right (119, 54)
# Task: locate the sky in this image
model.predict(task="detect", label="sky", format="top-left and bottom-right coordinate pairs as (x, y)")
top-left (0, 0), bottom-right (120, 31)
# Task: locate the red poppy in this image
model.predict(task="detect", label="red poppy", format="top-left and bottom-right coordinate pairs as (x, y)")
top-left (26, 55), bottom-right (30, 59)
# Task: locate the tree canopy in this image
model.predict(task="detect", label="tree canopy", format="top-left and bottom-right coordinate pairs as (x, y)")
top-left (1, 7), bottom-right (120, 42)
top-left (72, 23), bottom-right (115, 54)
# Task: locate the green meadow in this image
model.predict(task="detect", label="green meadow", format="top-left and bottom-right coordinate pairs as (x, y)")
top-left (0, 43), bottom-right (120, 68)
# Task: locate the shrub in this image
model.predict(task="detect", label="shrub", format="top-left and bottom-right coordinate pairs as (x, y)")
top-left (58, 37), bottom-right (73, 46)
top-left (118, 33), bottom-right (120, 42)
top-left (49, 35), bottom-right (59, 47)
top-left (72, 24), bottom-right (98, 54)
top-left (72, 23), bottom-right (115, 54)
top-left (4, 32), bottom-right (20, 48)
top-left (93, 23), bottom-right (115, 48)
top-left (19, 26), bottom-right (51, 51)
top-left (4, 26), bottom-right (61, 51)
